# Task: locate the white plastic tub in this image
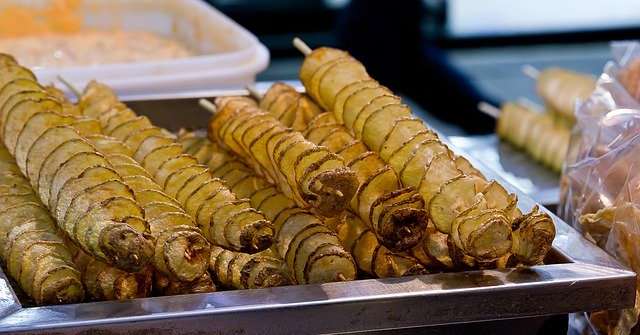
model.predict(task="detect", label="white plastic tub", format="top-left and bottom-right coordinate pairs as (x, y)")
top-left (1, 0), bottom-right (269, 98)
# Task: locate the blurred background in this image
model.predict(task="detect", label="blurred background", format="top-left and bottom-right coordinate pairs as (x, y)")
top-left (209, 0), bottom-right (640, 134)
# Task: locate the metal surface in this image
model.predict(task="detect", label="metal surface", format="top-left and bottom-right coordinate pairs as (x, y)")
top-left (449, 134), bottom-right (560, 206)
top-left (0, 84), bottom-right (634, 334)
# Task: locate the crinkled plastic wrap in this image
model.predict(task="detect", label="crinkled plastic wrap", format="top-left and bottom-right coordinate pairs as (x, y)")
top-left (561, 41), bottom-right (640, 335)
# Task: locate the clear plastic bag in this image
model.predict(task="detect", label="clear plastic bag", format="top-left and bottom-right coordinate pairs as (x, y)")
top-left (560, 41), bottom-right (640, 335)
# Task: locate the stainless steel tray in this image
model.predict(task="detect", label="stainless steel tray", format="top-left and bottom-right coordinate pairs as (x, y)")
top-left (0, 85), bottom-right (634, 334)
top-left (449, 134), bottom-right (560, 206)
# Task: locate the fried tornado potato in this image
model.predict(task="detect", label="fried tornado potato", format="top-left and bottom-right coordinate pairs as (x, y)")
top-left (536, 67), bottom-right (595, 122)
top-left (78, 81), bottom-right (273, 253)
top-left (496, 102), bottom-right (570, 172)
top-left (337, 212), bottom-right (426, 277)
top-left (259, 82), bottom-right (322, 131)
top-left (511, 205), bottom-right (556, 265)
top-left (154, 272), bottom-right (216, 296)
top-left (262, 84), bottom-right (428, 251)
top-left (86, 134), bottom-right (211, 282)
top-left (209, 96), bottom-right (358, 217)
top-left (177, 132), bottom-right (356, 284)
top-left (0, 76), bottom-right (153, 272)
top-left (0, 145), bottom-right (84, 305)
top-left (209, 246), bottom-right (292, 289)
top-left (72, 248), bottom-right (152, 301)
top-left (298, 46), bottom-right (533, 263)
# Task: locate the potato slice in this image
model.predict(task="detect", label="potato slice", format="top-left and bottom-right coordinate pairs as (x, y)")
top-left (1, 90), bottom-right (50, 127)
top-left (452, 209), bottom-right (512, 260)
top-left (379, 118), bottom-right (430, 161)
top-left (299, 47), bottom-right (349, 85)
top-left (355, 166), bottom-right (400, 219)
top-left (67, 196), bottom-right (144, 245)
top-left (112, 163), bottom-right (153, 179)
top-left (15, 111), bottom-right (74, 172)
top-left (86, 135), bottom-right (134, 157)
top-left (135, 189), bottom-right (181, 208)
top-left (71, 117), bottom-right (102, 137)
top-left (429, 175), bottom-right (478, 233)
top-left (318, 129), bottom-right (354, 153)
top-left (337, 141), bottom-right (369, 163)
top-left (141, 144), bottom-right (184, 175)
top-left (155, 154), bottom-right (199, 187)
top-left (105, 153), bottom-right (137, 166)
top-left (332, 79), bottom-right (379, 123)
top-left (49, 152), bottom-right (110, 212)
top-left (454, 155), bottom-right (485, 179)
top-left (400, 140), bottom-right (449, 188)
top-left (36, 138), bottom-right (95, 205)
top-left (109, 116), bottom-right (152, 140)
top-left (175, 169), bottom-right (212, 205)
top-left (361, 104), bottom-right (412, 151)
top-left (0, 65), bottom-right (37, 94)
top-left (4, 98), bottom-right (62, 153)
top-left (0, 79), bottom-right (43, 115)
top-left (103, 112), bottom-right (137, 134)
top-left (308, 57), bottom-right (350, 105)
top-left (27, 127), bottom-right (80, 187)
top-left (387, 132), bottom-right (440, 176)
top-left (143, 201), bottom-right (184, 220)
top-left (123, 175), bottom-right (162, 192)
top-left (184, 178), bottom-right (227, 218)
top-left (343, 86), bottom-right (393, 131)
top-left (260, 82), bottom-right (297, 111)
top-left (418, 153), bottom-right (461, 205)
top-left (164, 165), bottom-right (208, 198)
top-left (134, 135), bottom-right (175, 162)
top-left (318, 58), bottom-right (370, 109)
top-left (121, 127), bottom-right (165, 153)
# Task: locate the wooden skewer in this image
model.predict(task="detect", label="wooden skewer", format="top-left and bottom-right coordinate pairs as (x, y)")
top-left (56, 75), bottom-right (82, 99)
top-left (477, 102), bottom-right (500, 119)
top-left (245, 85), bottom-right (263, 100)
top-left (522, 64), bottom-right (540, 80)
top-left (293, 37), bottom-right (312, 56)
top-left (199, 98), bottom-right (217, 114)
top-left (517, 97), bottom-right (544, 112)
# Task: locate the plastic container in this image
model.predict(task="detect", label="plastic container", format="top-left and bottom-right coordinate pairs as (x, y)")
top-left (1, 0), bottom-right (270, 98)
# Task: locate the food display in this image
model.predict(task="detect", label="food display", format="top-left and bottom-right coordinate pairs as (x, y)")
top-left (494, 102), bottom-right (571, 172)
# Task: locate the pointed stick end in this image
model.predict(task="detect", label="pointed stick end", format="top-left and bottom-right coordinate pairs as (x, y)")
top-left (293, 37), bottom-right (312, 56)
top-left (522, 64), bottom-right (540, 80)
top-left (56, 75), bottom-right (82, 99)
top-left (199, 98), bottom-right (217, 114)
top-left (477, 102), bottom-right (501, 119)
top-left (245, 85), bottom-right (263, 100)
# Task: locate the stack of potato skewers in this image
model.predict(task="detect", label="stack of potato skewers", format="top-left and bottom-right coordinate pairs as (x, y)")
top-left (0, 40), bottom-right (555, 306)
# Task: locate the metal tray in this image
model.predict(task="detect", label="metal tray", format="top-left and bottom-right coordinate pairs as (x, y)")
top-left (0, 85), bottom-right (634, 334)
top-left (449, 134), bottom-right (560, 206)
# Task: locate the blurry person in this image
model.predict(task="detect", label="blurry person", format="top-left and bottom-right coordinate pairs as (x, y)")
top-left (337, 0), bottom-right (496, 134)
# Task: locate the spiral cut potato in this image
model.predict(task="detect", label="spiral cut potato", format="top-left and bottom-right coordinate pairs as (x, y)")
top-left (0, 60), bottom-right (153, 272)
top-left (258, 82), bottom-right (322, 131)
top-left (154, 272), bottom-right (216, 296)
top-left (536, 67), bottom-right (595, 122)
top-left (495, 102), bottom-right (570, 172)
top-left (209, 97), bottom-right (359, 217)
top-left (78, 81), bottom-right (273, 253)
top-left (209, 245), bottom-right (292, 289)
top-left (260, 84), bottom-right (428, 252)
top-left (85, 134), bottom-right (211, 282)
top-left (298, 45), bottom-right (556, 264)
top-left (0, 144), bottom-right (84, 305)
top-left (180, 130), bottom-right (426, 280)
top-left (72, 248), bottom-right (152, 301)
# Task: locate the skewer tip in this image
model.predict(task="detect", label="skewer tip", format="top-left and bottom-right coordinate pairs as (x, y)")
top-left (522, 64), bottom-right (540, 80)
top-left (245, 85), bottom-right (263, 100)
top-left (477, 102), bottom-right (501, 119)
top-left (293, 37), bottom-right (312, 56)
top-left (56, 75), bottom-right (82, 99)
top-left (199, 98), bottom-right (217, 114)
